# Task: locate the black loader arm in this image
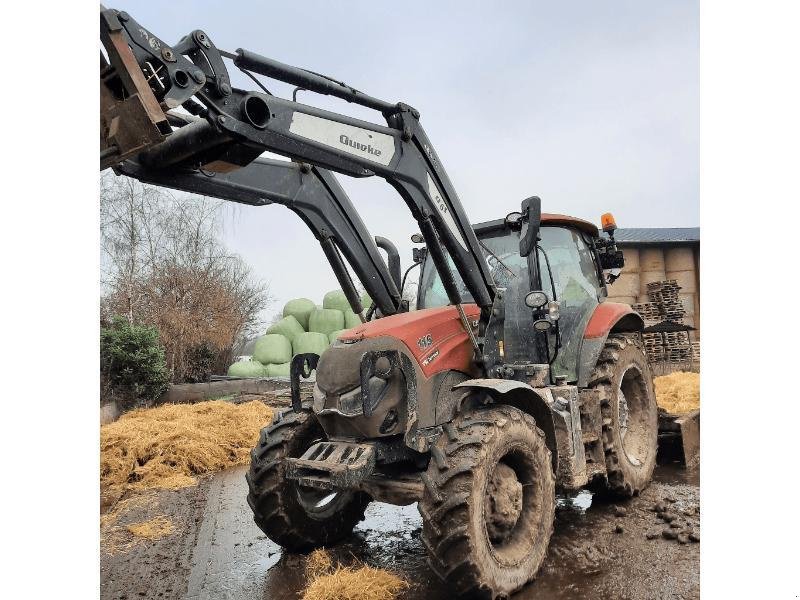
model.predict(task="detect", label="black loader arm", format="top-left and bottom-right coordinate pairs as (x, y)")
top-left (116, 150), bottom-right (401, 318)
top-left (99, 7), bottom-right (496, 336)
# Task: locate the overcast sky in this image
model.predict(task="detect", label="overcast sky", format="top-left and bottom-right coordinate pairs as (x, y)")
top-left (125, 0), bottom-right (698, 320)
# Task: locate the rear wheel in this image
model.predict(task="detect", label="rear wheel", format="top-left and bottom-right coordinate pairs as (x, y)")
top-left (588, 333), bottom-right (658, 498)
top-left (246, 409), bottom-right (371, 551)
top-left (419, 405), bottom-right (555, 599)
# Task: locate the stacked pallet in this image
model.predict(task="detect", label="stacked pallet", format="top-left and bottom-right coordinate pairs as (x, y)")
top-left (663, 331), bottom-right (691, 361)
top-left (630, 279), bottom-right (699, 364)
top-left (633, 300), bottom-right (667, 362)
top-left (645, 280), bottom-right (686, 322)
top-left (643, 332), bottom-right (665, 362)
top-left (691, 341), bottom-right (701, 362)
top-left (632, 301), bottom-right (661, 325)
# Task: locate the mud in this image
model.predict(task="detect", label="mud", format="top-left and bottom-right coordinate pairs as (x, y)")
top-left (101, 465), bottom-right (699, 599)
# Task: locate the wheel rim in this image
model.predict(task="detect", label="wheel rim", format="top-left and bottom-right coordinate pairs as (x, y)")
top-left (616, 364), bottom-right (651, 467)
top-left (295, 487), bottom-right (341, 513)
top-left (291, 437), bottom-right (350, 519)
top-left (483, 445), bottom-right (546, 566)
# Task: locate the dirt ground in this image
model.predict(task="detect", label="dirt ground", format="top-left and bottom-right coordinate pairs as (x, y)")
top-left (101, 464), bottom-right (699, 600)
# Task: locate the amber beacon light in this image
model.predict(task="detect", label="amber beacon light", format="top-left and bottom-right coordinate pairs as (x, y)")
top-left (601, 212), bottom-right (617, 233)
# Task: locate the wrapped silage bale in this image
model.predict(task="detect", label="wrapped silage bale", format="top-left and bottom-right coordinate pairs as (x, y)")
top-left (253, 334), bottom-right (292, 365)
top-left (328, 329), bottom-right (346, 344)
top-left (266, 315), bottom-right (305, 343)
top-left (322, 289), bottom-right (352, 313)
top-left (265, 362), bottom-right (291, 377)
top-left (308, 308), bottom-right (344, 336)
top-left (293, 331), bottom-right (330, 357)
top-left (343, 310), bottom-right (362, 329)
top-left (361, 293), bottom-right (372, 311)
top-left (227, 360), bottom-right (266, 378)
top-left (282, 298), bottom-right (316, 330)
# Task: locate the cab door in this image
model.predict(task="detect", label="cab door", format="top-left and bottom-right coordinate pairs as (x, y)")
top-left (538, 227), bottom-right (604, 382)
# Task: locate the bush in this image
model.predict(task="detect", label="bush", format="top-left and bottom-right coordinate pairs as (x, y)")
top-left (100, 317), bottom-right (170, 408)
top-left (184, 343), bottom-right (217, 383)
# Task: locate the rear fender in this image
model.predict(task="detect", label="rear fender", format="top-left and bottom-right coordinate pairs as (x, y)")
top-left (452, 379), bottom-right (558, 473)
top-left (577, 302), bottom-right (644, 387)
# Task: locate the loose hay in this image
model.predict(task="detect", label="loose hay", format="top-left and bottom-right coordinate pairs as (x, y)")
top-left (100, 400), bottom-right (272, 508)
top-left (126, 516), bottom-right (176, 540)
top-left (100, 493), bottom-right (161, 554)
top-left (305, 548), bottom-right (334, 579)
top-left (301, 549), bottom-right (408, 600)
top-left (654, 371), bottom-right (700, 414)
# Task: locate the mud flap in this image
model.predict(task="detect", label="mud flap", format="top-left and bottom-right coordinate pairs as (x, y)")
top-left (658, 409), bottom-right (700, 469)
top-left (286, 441), bottom-right (375, 490)
top-left (676, 410), bottom-right (700, 469)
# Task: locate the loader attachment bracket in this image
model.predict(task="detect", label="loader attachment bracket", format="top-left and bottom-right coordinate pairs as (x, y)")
top-left (291, 353), bottom-right (319, 412)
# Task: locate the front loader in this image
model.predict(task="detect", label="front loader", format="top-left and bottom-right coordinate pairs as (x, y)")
top-left (100, 8), bottom-right (658, 598)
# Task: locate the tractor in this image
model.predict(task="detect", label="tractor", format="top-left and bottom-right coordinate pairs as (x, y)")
top-left (99, 8), bottom-right (658, 597)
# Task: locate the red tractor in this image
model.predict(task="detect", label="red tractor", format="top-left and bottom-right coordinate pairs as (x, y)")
top-left (100, 9), bottom-right (658, 597)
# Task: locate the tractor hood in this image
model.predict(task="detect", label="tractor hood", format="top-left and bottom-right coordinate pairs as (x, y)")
top-left (337, 305), bottom-right (481, 379)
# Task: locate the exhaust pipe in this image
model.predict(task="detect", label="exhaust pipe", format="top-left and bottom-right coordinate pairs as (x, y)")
top-left (374, 236), bottom-right (402, 291)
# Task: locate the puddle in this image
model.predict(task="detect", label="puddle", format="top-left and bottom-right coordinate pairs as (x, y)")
top-left (151, 464), bottom-right (698, 600)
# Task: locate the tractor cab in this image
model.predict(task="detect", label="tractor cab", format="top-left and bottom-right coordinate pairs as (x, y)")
top-left (416, 213), bottom-right (612, 383)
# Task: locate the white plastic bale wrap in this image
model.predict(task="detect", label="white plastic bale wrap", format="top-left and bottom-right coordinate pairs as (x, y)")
top-left (608, 272), bottom-right (640, 298)
top-left (640, 248), bottom-right (665, 272)
top-left (620, 247), bottom-right (640, 273)
top-left (665, 247), bottom-right (696, 272)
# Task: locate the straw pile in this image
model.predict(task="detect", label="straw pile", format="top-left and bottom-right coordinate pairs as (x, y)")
top-left (302, 549), bottom-right (408, 600)
top-left (100, 400), bottom-right (272, 508)
top-left (654, 372), bottom-right (700, 414)
top-left (126, 516), bottom-right (176, 540)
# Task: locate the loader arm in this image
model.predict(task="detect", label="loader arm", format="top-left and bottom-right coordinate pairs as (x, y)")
top-left (100, 7), bottom-right (497, 355)
top-left (117, 152), bottom-right (401, 317)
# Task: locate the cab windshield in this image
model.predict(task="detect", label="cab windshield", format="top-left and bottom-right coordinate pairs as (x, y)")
top-left (418, 226), bottom-right (603, 309)
top-left (417, 225), bottom-right (605, 382)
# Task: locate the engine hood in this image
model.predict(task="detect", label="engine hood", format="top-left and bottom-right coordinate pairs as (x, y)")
top-left (336, 305), bottom-right (481, 379)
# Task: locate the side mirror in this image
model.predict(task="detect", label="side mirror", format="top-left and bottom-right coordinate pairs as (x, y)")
top-left (519, 196), bottom-right (542, 257)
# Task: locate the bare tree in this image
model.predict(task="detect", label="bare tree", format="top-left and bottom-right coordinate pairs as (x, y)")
top-left (101, 173), bottom-right (272, 382)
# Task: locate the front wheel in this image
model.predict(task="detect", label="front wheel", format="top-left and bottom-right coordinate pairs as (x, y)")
top-left (419, 405), bottom-right (555, 599)
top-left (245, 409), bottom-right (371, 551)
top-left (588, 333), bottom-right (658, 498)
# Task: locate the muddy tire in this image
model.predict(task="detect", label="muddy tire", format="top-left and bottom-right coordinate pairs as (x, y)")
top-left (246, 409), bottom-right (370, 552)
top-left (588, 333), bottom-right (658, 498)
top-left (419, 405), bottom-right (555, 599)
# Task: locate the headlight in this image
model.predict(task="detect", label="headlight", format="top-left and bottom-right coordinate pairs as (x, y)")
top-left (533, 319), bottom-right (551, 332)
top-left (525, 290), bottom-right (549, 309)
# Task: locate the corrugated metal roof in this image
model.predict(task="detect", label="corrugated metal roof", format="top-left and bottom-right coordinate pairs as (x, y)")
top-left (611, 227), bottom-right (700, 245)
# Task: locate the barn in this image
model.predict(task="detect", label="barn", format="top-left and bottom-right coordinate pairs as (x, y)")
top-left (606, 227), bottom-right (701, 339)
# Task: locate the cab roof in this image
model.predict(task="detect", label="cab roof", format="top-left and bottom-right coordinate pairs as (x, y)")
top-left (473, 213), bottom-right (599, 237)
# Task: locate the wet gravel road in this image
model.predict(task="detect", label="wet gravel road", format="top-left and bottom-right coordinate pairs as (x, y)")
top-left (101, 464), bottom-right (699, 600)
